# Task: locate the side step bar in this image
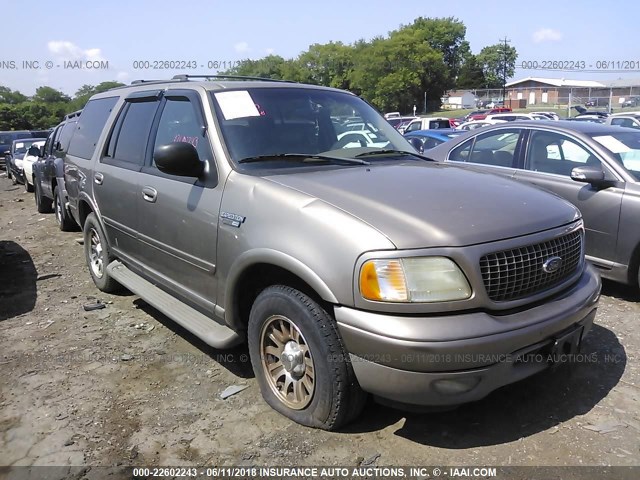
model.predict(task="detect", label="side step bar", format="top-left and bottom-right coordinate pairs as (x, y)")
top-left (106, 260), bottom-right (243, 349)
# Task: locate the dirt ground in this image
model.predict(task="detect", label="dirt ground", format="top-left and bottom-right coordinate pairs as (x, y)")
top-left (1, 172), bottom-right (639, 474)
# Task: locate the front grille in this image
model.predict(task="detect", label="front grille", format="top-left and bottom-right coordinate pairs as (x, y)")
top-left (480, 230), bottom-right (583, 302)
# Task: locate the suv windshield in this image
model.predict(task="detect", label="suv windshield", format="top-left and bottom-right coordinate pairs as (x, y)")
top-left (591, 131), bottom-right (640, 181)
top-left (210, 88), bottom-right (412, 166)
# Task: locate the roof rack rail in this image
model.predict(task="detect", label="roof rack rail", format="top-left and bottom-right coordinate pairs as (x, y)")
top-left (171, 74), bottom-right (295, 83)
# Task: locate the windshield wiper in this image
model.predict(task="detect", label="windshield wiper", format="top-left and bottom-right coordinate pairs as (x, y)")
top-left (353, 149), bottom-right (434, 161)
top-left (238, 153), bottom-right (370, 165)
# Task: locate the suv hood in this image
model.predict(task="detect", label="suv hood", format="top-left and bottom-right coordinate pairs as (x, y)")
top-left (265, 162), bottom-right (579, 249)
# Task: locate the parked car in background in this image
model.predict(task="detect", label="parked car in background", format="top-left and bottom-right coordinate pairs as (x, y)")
top-left (403, 128), bottom-right (464, 152)
top-left (403, 117), bottom-right (451, 133)
top-left (456, 119), bottom-right (508, 131)
top-left (33, 110), bottom-right (81, 231)
top-left (386, 115), bottom-right (417, 131)
top-left (468, 107), bottom-right (512, 121)
top-left (485, 113), bottom-right (549, 122)
top-left (605, 114), bottom-right (640, 129)
top-left (531, 111), bottom-right (560, 121)
top-left (428, 121), bottom-right (640, 289)
top-left (5, 138), bottom-right (46, 186)
top-left (2, 131), bottom-right (35, 174)
top-left (60, 76), bottom-right (599, 429)
top-left (17, 140), bottom-right (46, 192)
top-left (383, 111), bottom-right (401, 119)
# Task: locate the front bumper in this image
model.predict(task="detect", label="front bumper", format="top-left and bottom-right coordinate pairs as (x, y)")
top-left (336, 263), bottom-right (601, 406)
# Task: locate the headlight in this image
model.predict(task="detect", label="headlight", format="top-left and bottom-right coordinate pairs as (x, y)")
top-left (359, 257), bottom-right (472, 303)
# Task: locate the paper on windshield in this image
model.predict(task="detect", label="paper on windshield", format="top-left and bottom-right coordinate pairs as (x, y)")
top-left (214, 90), bottom-right (261, 120)
top-left (15, 142), bottom-right (24, 149)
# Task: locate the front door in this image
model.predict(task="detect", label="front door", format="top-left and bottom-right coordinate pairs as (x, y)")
top-left (515, 129), bottom-right (624, 266)
top-left (136, 90), bottom-right (222, 311)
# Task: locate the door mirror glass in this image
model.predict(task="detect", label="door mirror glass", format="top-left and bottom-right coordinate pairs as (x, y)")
top-left (154, 142), bottom-right (203, 177)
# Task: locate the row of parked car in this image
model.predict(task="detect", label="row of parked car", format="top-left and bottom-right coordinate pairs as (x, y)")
top-left (1, 77), bottom-right (636, 432)
top-left (1, 112), bottom-right (82, 231)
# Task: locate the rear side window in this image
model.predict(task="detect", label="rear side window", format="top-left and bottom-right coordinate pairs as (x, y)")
top-left (429, 120), bottom-right (450, 129)
top-left (68, 96), bottom-right (118, 159)
top-left (57, 121), bottom-right (79, 155)
top-left (106, 100), bottom-right (158, 165)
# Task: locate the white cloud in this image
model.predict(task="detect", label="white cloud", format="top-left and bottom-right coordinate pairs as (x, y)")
top-left (265, 48), bottom-right (275, 55)
top-left (47, 41), bottom-right (105, 61)
top-left (116, 71), bottom-right (130, 81)
top-left (234, 41), bottom-right (250, 53)
top-left (532, 28), bottom-right (563, 43)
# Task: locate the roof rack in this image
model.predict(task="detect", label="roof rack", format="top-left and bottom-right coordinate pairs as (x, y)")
top-left (171, 74), bottom-right (295, 83)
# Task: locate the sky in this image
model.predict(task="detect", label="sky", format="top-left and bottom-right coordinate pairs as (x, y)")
top-left (1, 0), bottom-right (639, 96)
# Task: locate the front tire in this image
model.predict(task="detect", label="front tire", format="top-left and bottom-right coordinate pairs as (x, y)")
top-left (83, 212), bottom-right (120, 293)
top-left (24, 176), bottom-right (33, 192)
top-left (248, 285), bottom-right (366, 430)
top-left (54, 186), bottom-right (76, 231)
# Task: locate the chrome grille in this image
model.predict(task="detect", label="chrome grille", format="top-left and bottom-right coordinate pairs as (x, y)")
top-left (480, 230), bottom-right (583, 302)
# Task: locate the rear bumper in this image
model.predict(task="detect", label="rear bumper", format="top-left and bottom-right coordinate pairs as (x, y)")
top-left (336, 263), bottom-right (601, 406)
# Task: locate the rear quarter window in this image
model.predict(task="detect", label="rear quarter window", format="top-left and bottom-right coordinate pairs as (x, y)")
top-left (68, 96), bottom-right (119, 160)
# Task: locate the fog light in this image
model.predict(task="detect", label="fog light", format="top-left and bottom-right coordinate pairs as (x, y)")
top-left (433, 377), bottom-right (481, 395)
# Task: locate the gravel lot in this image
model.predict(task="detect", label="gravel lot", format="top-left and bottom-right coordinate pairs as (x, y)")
top-left (0, 173), bottom-right (639, 474)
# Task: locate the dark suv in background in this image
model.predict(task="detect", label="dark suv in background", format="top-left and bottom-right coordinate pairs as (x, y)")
top-left (33, 110), bottom-right (81, 231)
top-left (58, 76), bottom-right (600, 430)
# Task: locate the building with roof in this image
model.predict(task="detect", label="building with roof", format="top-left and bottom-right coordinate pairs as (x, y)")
top-left (503, 77), bottom-right (640, 109)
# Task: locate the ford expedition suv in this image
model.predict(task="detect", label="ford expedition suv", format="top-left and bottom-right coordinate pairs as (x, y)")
top-left (62, 75), bottom-right (601, 430)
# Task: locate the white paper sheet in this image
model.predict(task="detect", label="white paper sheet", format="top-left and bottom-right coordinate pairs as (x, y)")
top-left (214, 90), bottom-right (261, 120)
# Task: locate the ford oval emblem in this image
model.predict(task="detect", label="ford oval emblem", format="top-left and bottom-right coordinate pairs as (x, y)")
top-left (542, 256), bottom-right (563, 273)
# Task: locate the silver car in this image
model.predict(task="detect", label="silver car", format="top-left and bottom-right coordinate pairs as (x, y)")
top-left (428, 121), bottom-right (640, 290)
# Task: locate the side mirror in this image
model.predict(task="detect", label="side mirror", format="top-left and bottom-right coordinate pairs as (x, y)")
top-left (407, 137), bottom-right (424, 154)
top-left (570, 166), bottom-right (606, 185)
top-left (27, 146), bottom-right (40, 156)
top-left (154, 142), bottom-right (204, 177)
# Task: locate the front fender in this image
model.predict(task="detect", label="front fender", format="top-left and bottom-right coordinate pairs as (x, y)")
top-left (224, 248), bottom-right (338, 330)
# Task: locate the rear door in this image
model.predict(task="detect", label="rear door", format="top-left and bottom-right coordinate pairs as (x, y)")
top-left (446, 128), bottom-right (524, 179)
top-left (94, 91), bottom-right (161, 261)
top-left (136, 89), bottom-right (222, 311)
top-left (513, 129), bottom-right (624, 266)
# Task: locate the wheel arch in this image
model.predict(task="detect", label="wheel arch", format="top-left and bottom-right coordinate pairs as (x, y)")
top-left (225, 250), bottom-right (339, 331)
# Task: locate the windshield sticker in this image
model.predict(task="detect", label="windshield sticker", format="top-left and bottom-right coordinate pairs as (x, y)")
top-left (15, 142), bottom-right (24, 149)
top-left (593, 135), bottom-right (630, 153)
top-left (214, 91), bottom-right (261, 120)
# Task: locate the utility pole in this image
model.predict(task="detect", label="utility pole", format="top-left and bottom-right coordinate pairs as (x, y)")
top-left (500, 37), bottom-right (510, 106)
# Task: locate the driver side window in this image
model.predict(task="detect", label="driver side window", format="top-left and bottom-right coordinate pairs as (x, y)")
top-left (153, 97), bottom-right (212, 166)
top-left (525, 131), bottom-right (602, 177)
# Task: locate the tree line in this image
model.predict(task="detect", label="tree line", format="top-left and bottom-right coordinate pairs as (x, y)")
top-left (224, 17), bottom-right (517, 112)
top-left (0, 82), bottom-right (124, 130)
top-left (0, 17), bottom-right (517, 129)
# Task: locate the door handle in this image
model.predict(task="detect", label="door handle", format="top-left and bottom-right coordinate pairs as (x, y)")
top-left (142, 186), bottom-right (158, 203)
top-left (94, 172), bottom-right (104, 185)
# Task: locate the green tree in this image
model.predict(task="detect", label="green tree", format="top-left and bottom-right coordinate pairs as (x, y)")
top-left (477, 43), bottom-right (518, 89)
top-left (33, 86), bottom-right (71, 104)
top-left (456, 54), bottom-right (486, 89)
top-left (0, 86), bottom-right (28, 104)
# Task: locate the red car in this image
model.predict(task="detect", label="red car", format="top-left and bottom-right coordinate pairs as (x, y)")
top-left (469, 107), bottom-right (512, 121)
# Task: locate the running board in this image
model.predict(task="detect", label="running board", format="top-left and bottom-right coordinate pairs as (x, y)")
top-left (106, 260), bottom-right (243, 349)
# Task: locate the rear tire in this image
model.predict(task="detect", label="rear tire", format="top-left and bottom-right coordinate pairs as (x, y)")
top-left (54, 186), bottom-right (76, 231)
top-left (83, 212), bottom-right (120, 293)
top-left (248, 285), bottom-right (366, 430)
top-left (34, 180), bottom-right (53, 213)
top-left (24, 177), bottom-right (33, 192)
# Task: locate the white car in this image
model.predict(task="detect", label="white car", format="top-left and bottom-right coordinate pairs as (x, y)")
top-left (605, 114), bottom-right (640, 129)
top-left (530, 111), bottom-right (560, 120)
top-left (485, 113), bottom-right (548, 122)
top-left (22, 140), bottom-right (45, 192)
top-left (456, 119), bottom-right (507, 131)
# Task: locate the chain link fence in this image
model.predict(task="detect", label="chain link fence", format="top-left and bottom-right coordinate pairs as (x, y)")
top-left (465, 85), bottom-right (640, 114)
